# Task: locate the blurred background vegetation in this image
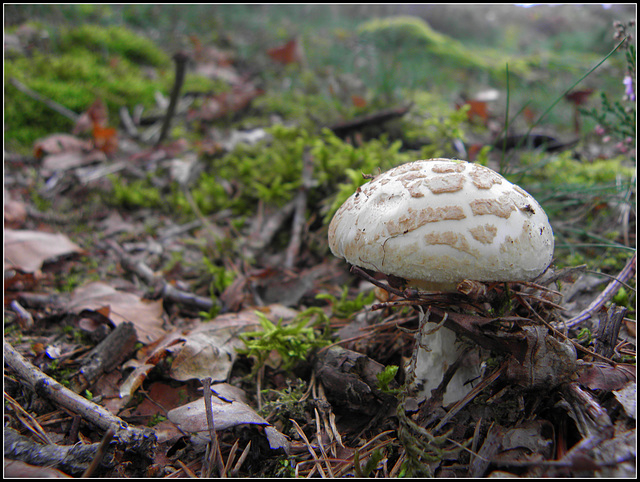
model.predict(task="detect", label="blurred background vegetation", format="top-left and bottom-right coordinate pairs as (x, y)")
top-left (4, 4), bottom-right (636, 280)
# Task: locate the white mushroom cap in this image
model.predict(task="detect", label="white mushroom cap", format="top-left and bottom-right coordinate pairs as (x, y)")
top-left (328, 159), bottom-right (554, 291)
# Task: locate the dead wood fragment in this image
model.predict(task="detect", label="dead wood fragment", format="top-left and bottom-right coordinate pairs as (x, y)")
top-left (314, 346), bottom-right (397, 416)
top-left (156, 51), bottom-right (189, 146)
top-left (594, 305), bottom-right (627, 359)
top-left (243, 199), bottom-right (297, 260)
top-left (329, 105), bottom-right (412, 138)
top-left (562, 253), bottom-right (635, 329)
top-left (10, 77), bottom-right (79, 122)
top-left (4, 340), bottom-right (156, 454)
top-left (72, 321), bottom-right (138, 392)
top-left (4, 427), bottom-right (110, 476)
top-left (108, 240), bottom-right (217, 312)
top-left (284, 148), bottom-right (315, 269)
top-left (81, 427), bottom-right (115, 477)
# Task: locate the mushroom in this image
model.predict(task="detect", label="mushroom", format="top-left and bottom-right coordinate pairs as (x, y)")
top-left (328, 158), bottom-right (554, 404)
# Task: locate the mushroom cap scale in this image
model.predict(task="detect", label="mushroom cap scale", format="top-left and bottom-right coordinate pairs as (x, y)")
top-left (328, 159), bottom-right (554, 290)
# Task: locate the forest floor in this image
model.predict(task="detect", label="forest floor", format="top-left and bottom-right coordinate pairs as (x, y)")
top-left (3, 5), bottom-right (636, 478)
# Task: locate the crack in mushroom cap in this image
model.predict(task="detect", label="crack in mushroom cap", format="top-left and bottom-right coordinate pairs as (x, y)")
top-left (328, 159), bottom-right (554, 288)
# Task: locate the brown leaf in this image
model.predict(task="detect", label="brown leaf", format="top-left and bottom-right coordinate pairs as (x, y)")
top-left (4, 459), bottom-right (72, 478)
top-left (457, 99), bottom-right (489, 124)
top-left (169, 325), bottom-right (245, 382)
top-left (67, 281), bottom-right (165, 343)
top-left (41, 149), bottom-right (107, 173)
top-left (33, 134), bottom-right (91, 159)
top-left (187, 84), bottom-right (262, 122)
top-left (167, 385), bottom-right (290, 452)
top-left (267, 38), bottom-right (304, 65)
top-left (4, 196), bottom-right (27, 229)
top-left (86, 98), bottom-right (110, 128)
top-left (577, 363), bottom-right (636, 391)
top-left (92, 124), bottom-right (118, 154)
top-left (351, 94), bottom-right (367, 108)
top-left (4, 229), bottom-right (85, 273)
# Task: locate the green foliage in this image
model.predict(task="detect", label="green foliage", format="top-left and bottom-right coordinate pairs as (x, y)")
top-left (403, 94), bottom-right (471, 159)
top-left (537, 152), bottom-right (635, 185)
top-left (107, 175), bottom-right (163, 209)
top-left (147, 414), bottom-right (167, 427)
top-left (58, 24), bottom-right (170, 67)
top-left (4, 23), bottom-right (219, 151)
top-left (316, 286), bottom-right (375, 319)
top-left (354, 448), bottom-right (386, 478)
top-left (202, 258), bottom-right (236, 294)
top-left (613, 287), bottom-right (630, 307)
top-left (582, 91), bottom-right (636, 142)
top-left (187, 124), bottom-right (412, 220)
top-left (376, 364), bottom-right (399, 393)
top-left (239, 309), bottom-right (330, 372)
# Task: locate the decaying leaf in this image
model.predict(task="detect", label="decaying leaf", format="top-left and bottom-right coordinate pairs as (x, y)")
top-left (170, 324), bottom-right (245, 382)
top-left (577, 363), bottom-right (636, 391)
top-left (505, 325), bottom-right (579, 389)
top-left (119, 309), bottom-right (267, 401)
top-left (67, 281), bottom-right (166, 343)
top-left (4, 459), bottom-right (72, 478)
top-left (613, 382), bottom-right (636, 419)
top-left (4, 229), bottom-right (85, 273)
top-left (167, 385), bottom-right (289, 453)
top-left (33, 133), bottom-right (92, 159)
top-left (266, 38), bottom-right (304, 65)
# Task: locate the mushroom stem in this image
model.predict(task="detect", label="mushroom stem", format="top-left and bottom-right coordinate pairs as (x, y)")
top-left (412, 309), bottom-right (480, 406)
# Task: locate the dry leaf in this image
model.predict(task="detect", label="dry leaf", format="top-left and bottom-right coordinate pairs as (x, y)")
top-left (170, 325), bottom-right (245, 382)
top-left (267, 38), bottom-right (304, 65)
top-left (187, 84), bottom-right (262, 122)
top-left (457, 99), bottom-right (489, 124)
top-left (68, 281), bottom-right (165, 343)
top-left (92, 124), bottom-right (118, 154)
top-left (167, 386), bottom-right (290, 452)
top-left (351, 94), bottom-right (367, 108)
top-left (4, 194), bottom-right (27, 229)
top-left (41, 149), bottom-right (107, 173)
top-left (33, 134), bottom-right (91, 159)
top-left (577, 363), bottom-right (636, 391)
top-left (4, 229), bottom-right (85, 272)
top-left (4, 459), bottom-right (72, 478)
top-left (613, 382), bottom-right (636, 419)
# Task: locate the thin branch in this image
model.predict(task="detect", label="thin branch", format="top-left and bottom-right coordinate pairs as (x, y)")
top-left (562, 252), bottom-right (636, 329)
top-left (10, 77), bottom-right (79, 122)
top-left (4, 340), bottom-right (156, 452)
top-left (156, 51), bottom-right (189, 146)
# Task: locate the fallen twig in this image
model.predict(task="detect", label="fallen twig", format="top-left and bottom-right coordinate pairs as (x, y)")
top-left (561, 253), bottom-right (636, 329)
top-left (285, 148), bottom-right (315, 269)
top-left (10, 77), bottom-right (79, 122)
top-left (329, 104), bottom-right (412, 138)
top-left (81, 427), bottom-right (115, 478)
top-left (107, 240), bottom-right (217, 312)
top-left (202, 377), bottom-right (224, 478)
top-left (4, 427), bottom-right (107, 476)
top-left (4, 340), bottom-right (156, 453)
top-left (156, 51), bottom-right (189, 146)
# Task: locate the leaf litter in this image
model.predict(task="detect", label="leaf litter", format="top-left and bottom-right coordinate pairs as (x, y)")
top-left (3, 10), bottom-right (636, 479)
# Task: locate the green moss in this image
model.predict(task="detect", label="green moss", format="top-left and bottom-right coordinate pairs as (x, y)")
top-left (107, 175), bottom-right (164, 209)
top-left (4, 24), bottom-right (177, 150)
top-left (511, 151), bottom-right (635, 192)
top-left (357, 16), bottom-right (453, 51)
top-left (187, 124), bottom-right (412, 220)
top-left (58, 24), bottom-right (170, 67)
